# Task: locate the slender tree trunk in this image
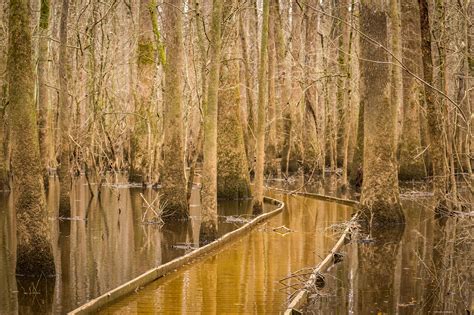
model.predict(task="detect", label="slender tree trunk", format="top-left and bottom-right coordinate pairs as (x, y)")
top-left (0, 11), bottom-right (9, 191)
top-left (58, 0), bottom-right (72, 218)
top-left (238, 11), bottom-right (256, 168)
top-left (302, 1), bottom-right (323, 175)
top-left (266, 1), bottom-right (277, 174)
top-left (253, 0), bottom-right (270, 212)
top-left (161, 0), bottom-right (188, 220)
top-left (359, 1), bottom-right (404, 225)
top-left (418, 0), bottom-right (447, 209)
top-left (7, 0), bottom-right (55, 276)
top-left (390, 0), bottom-right (403, 147)
top-left (200, 0), bottom-right (223, 243)
top-left (130, 0), bottom-right (156, 184)
top-left (340, 0), bottom-right (355, 187)
top-left (399, 0), bottom-right (427, 180)
top-left (37, 0), bottom-right (51, 189)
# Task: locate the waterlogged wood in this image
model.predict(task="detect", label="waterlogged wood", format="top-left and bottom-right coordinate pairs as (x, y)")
top-left (68, 197), bottom-right (284, 315)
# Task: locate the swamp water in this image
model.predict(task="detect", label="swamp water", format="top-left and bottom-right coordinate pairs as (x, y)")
top-left (97, 193), bottom-right (354, 314)
top-left (304, 189), bottom-right (473, 314)
top-left (0, 177), bottom-right (266, 314)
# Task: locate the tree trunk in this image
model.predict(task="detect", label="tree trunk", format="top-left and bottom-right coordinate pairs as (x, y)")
top-left (161, 0), bottom-right (188, 220)
top-left (129, 0), bottom-right (156, 184)
top-left (37, 0), bottom-right (51, 188)
top-left (200, 0), bottom-right (223, 243)
top-left (399, 0), bottom-right (427, 180)
top-left (217, 1), bottom-right (251, 201)
top-left (7, 0), bottom-right (55, 276)
top-left (253, 0), bottom-right (270, 212)
top-left (359, 1), bottom-right (404, 225)
top-left (58, 0), bottom-right (72, 218)
top-left (418, 0), bottom-right (447, 209)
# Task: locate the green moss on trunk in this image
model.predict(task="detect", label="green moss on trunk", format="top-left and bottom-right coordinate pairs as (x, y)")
top-left (8, 0), bottom-right (55, 276)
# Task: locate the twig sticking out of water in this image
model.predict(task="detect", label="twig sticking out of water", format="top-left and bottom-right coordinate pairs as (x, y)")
top-left (140, 193), bottom-right (165, 226)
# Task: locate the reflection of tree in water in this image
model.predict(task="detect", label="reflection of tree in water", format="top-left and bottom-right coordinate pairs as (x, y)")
top-left (0, 199), bottom-right (18, 315)
top-left (356, 223), bottom-right (404, 314)
top-left (421, 214), bottom-right (473, 314)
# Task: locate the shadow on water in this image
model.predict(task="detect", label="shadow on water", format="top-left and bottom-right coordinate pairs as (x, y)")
top-left (0, 176), bottom-right (257, 314)
top-left (305, 192), bottom-right (473, 315)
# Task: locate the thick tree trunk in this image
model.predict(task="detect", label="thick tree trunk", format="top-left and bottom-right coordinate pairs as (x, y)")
top-left (359, 1), bottom-right (404, 225)
top-left (399, 0), bottom-right (427, 180)
top-left (161, 0), bottom-right (188, 220)
top-left (253, 0), bottom-right (270, 212)
top-left (200, 0), bottom-right (223, 243)
top-left (37, 0), bottom-right (51, 188)
top-left (58, 0), bottom-right (72, 218)
top-left (7, 0), bottom-right (55, 276)
top-left (217, 2), bottom-right (251, 200)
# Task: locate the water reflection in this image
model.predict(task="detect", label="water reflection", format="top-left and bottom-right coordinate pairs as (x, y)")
top-left (307, 198), bottom-right (473, 314)
top-left (0, 177), bottom-right (255, 314)
top-left (99, 194), bottom-right (354, 314)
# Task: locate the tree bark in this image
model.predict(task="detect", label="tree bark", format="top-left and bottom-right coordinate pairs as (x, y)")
top-left (418, 0), bottom-right (447, 208)
top-left (217, 1), bottom-right (251, 201)
top-left (253, 0), bottom-right (270, 212)
top-left (7, 0), bottom-right (55, 276)
top-left (200, 0), bottom-right (223, 243)
top-left (129, 0), bottom-right (156, 184)
top-left (58, 0), bottom-right (72, 218)
top-left (161, 0), bottom-right (188, 220)
top-left (399, 0), bottom-right (427, 180)
top-left (359, 1), bottom-right (404, 225)
top-left (37, 0), bottom-right (51, 189)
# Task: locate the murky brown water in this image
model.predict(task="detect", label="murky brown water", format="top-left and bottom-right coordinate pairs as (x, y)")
top-left (98, 193), bottom-right (354, 314)
top-left (304, 192), bottom-right (473, 315)
top-left (0, 176), bottom-right (263, 314)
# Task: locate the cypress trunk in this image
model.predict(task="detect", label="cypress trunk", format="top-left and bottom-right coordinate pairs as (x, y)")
top-left (201, 0), bottom-right (223, 243)
top-left (161, 0), bottom-right (188, 220)
top-left (37, 0), bottom-right (51, 188)
top-left (359, 1), bottom-right (404, 225)
top-left (58, 0), bottom-right (72, 218)
top-left (217, 2), bottom-right (251, 200)
top-left (7, 0), bottom-right (55, 275)
top-left (253, 0), bottom-right (270, 212)
top-left (130, 0), bottom-right (156, 184)
top-left (399, 0), bottom-right (427, 180)
top-left (418, 0), bottom-right (447, 209)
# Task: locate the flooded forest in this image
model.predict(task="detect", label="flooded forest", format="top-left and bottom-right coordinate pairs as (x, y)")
top-left (0, 0), bottom-right (472, 314)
